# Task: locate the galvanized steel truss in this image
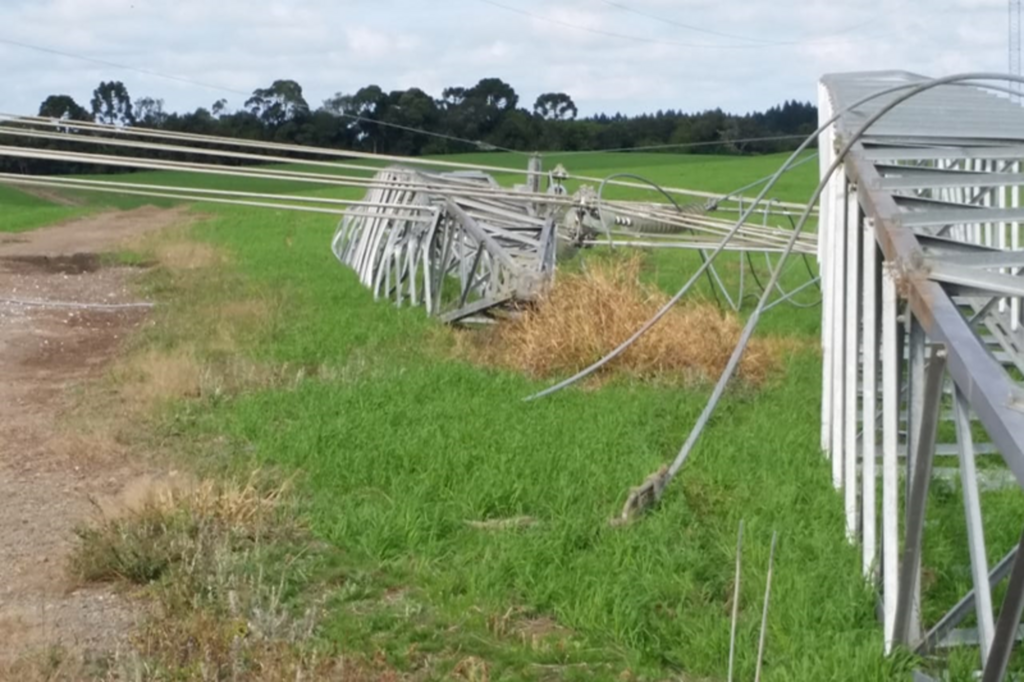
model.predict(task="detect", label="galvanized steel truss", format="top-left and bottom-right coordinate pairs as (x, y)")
top-left (330, 165), bottom-right (820, 323)
top-left (331, 166), bottom-right (557, 323)
top-left (819, 71), bottom-right (1024, 679)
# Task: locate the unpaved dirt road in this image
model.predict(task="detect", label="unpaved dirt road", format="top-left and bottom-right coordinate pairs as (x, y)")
top-left (0, 206), bottom-right (187, 663)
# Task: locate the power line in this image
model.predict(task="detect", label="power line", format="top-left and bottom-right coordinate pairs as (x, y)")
top-left (0, 36), bottom-right (522, 154)
top-left (559, 134), bottom-right (810, 155)
top-left (0, 37), bottom-right (250, 96)
top-left (475, 0), bottom-right (886, 50)
top-left (594, 0), bottom-right (903, 46)
top-left (333, 111), bottom-right (524, 154)
top-left (474, 0), bottom-right (767, 49)
top-left (594, 0), bottom-right (779, 44)
top-left (0, 35), bottom-right (818, 158)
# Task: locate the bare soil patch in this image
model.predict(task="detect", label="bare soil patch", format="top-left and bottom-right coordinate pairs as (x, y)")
top-left (3, 253), bottom-right (103, 276)
top-left (0, 207), bottom-right (188, 667)
top-left (0, 205), bottom-right (187, 259)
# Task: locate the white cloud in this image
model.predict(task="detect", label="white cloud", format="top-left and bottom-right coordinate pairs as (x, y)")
top-left (0, 0), bottom-right (1012, 120)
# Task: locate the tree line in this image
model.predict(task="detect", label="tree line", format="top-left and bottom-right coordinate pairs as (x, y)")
top-left (10, 77), bottom-right (818, 174)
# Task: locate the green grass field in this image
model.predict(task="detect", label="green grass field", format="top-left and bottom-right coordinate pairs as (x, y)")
top-left (4, 151), bottom-right (1019, 680)
top-left (0, 184), bottom-right (93, 232)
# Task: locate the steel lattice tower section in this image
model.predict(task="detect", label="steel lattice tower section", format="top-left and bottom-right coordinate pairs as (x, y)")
top-left (819, 71), bottom-right (1024, 681)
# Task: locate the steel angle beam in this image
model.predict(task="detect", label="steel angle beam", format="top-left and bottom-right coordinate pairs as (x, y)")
top-left (439, 296), bottom-right (515, 324)
top-left (845, 152), bottom-right (1024, 488)
top-left (927, 262), bottom-right (1024, 298)
top-left (936, 250), bottom-right (1024, 269)
top-left (893, 194), bottom-right (1001, 211)
top-left (880, 171), bottom-right (1024, 192)
top-left (821, 72), bottom-right (1024, 679)
top-left (900, 207), bottom-right (1024, 229)
top-left (332, 165), bottom-right (556, 323)
top-left (984, 528), bottom-right (1024, 681)
top-left (862, 146), bottom-right (1024, 162)
top-left (918, 234), bottom-right (1014, 257)
top-left (918, 546), bottom-right (1020, 655)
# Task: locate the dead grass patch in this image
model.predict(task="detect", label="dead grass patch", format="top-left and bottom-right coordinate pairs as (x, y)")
top-left (0, 647), bottom-right (119, 682)
top-left (462, 255), bottom-right (786, 387)
top-left (61, 469), bottom-right (418, 680)
top-left (90, 471), bottom-right (198, 521)
top-left (116, 347), bottom-right (204, 404)
top-left (487, 607), bottom-right (575, 655)
top-left (111, 344), bottom-right (292, 410)
top-left (452, 656), bottom-right (490, 682)
top-left (42, 430), bottom-right (129, 470)
top-left (70, 470), bottom-right (293, 585)
top-left (203, 296), bottom-right (278, 354)
top-left (108, 226), bottom-right (288, 407)
top-left (1, 645), bottom-right (408, 682)
top-left (60, 471), bottom-right (395, 680)
top-left (154, 240), bottom-right (223, 270)
top-left (117, 217), bottom-right (219, 271)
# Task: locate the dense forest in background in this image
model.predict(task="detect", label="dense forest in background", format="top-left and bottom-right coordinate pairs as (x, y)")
top-left (7, 77), bottom-right (818, 174)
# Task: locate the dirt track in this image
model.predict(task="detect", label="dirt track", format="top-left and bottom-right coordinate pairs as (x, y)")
top-left (0, 206), bottom-right (187, 662)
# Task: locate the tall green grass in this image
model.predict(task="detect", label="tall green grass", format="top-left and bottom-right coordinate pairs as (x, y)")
top-left (10, 151), bottom-right (1015, 679)
top-left (133, 197), bottom-right (912, 681)
top-left (0, 184), bottom-right (91, 232)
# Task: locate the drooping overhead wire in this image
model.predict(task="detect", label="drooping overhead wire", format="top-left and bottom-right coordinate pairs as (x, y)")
top-left (0, 172), bottom-right (439, 221)
top-left (331, 112), bottom-right (525, 154)
top-left (523, 138), bottom-right (822, 403)
top-left (474, 0), bottom-right (772, 49)
top-left (524, 75), bottom-right (1011, 404)
top-left (0, 115), bottom-right (542, 182)
top-left (528, 72), bottom-right (1024, 521)
top-left (557, 135), bottom-right (810, 155)
top-left (593, 172), bottom-right (726, 308)
top-left (1, 113), bottom-right (818, 216)
top-left (594, 0), bottom-right (910, 46)
top-left (0, 36), bottom-right (243, 95)
top-left (593, 0), bottom-right (780, 44)
top-left (0, 118), bottom-right (813, 261)
top-left (0, 35), bottom-right (818, 168)
top-left (658, 71), bottom-right (1024, 488)
top-left (475, 0), bottom-right (890, 49)
top-left (712, 153), bottom-right (820, 205)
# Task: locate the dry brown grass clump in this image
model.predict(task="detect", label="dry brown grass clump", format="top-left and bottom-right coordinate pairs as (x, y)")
top-left (153, 240), bottom-right (223, 270)
top-left (58, 472), bottom-right (384, 680)
top-left (113, 345), bottom-right (290, 408)
top-left (70, 471), bottom-right (294, 586)
top-left (469, 256), bottom-right (785, 387)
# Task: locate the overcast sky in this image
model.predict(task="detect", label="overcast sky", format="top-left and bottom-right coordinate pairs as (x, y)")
top-left (0, 0), bottom-right (1010, 119)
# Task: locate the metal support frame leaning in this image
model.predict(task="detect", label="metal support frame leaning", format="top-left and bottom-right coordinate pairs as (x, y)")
top-left (819, 70), bottom-right (1024, 678)
top-left (984, 528), bottom-right (1024, 682)
top-left (893, 346), bottom-right (948, 648)
top-left (955, 386), bottom-right (997, 665)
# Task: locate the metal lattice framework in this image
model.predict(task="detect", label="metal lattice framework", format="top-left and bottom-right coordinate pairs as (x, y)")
top-left (0, 113), bottom-right (819, 323)
top-left (331, 166), bottom-right (557, 323)
top-left (8, 73), bottom-right (1024, 677)
top-left (819, 71), bottom-right (1024, 680)
top-left (329, 165), bottom-right (819, 322)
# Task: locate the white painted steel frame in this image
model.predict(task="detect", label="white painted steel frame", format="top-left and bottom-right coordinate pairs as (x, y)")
top-left (818, 72), bottom-right (1024, 678)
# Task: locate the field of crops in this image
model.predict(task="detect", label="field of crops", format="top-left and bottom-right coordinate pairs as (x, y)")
top-left (6, 151), bottom-right (1016, 680)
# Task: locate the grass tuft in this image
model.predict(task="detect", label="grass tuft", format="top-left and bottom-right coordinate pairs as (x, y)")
top-left (464, 255), bottom-right (784, 387)
top-left (70, 471), bottom-right (292, 585)
top-left (62, 471), bottom-right (396, 679)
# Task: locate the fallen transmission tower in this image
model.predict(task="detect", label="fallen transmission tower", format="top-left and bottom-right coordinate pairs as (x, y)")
top-left (818, 71), bottom-right (1024, 681)
top-left (0, 113), bottom-right (819, 323)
